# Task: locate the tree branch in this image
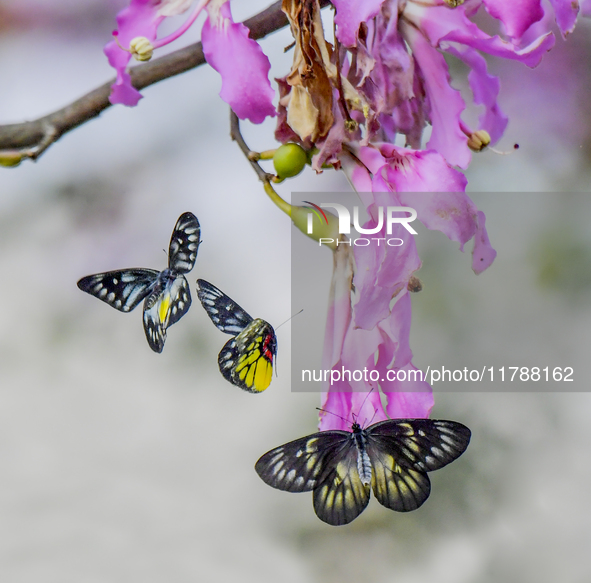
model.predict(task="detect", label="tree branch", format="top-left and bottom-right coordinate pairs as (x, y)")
top-left (0, 0), bottom-right (330, 161)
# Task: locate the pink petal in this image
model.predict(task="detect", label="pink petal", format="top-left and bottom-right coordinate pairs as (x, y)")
top-left (406, 3), bottom-right (555, 68)
top-left (377, 144), bottom-right (468, 192)
top-left (384, 364), bottom-right (434, 419)
top-left (104, 59), bottom-right (142, 106)
top-left (396, 191), bottom-right (478, 251)
top-left (352, 199), bottom-right (421, 330)
top-left (444, 44), bottom-right (508, 143)
top-left (322, 245), bottom-right (354, 373)
top-left (351, 391), bottom-right (389, 426)
top-left (401, 22), bottom-right (471, 169)
top-left (472, 210), bottom-right (497, 274)
top-left (332, 0), bottom-right (386, 47)
top-left (375, 292), bottom-right (414, 371)
top-left (548, 0), bottom-right (581, 36)
top-left (319, 390), bottom-right (389, 431)
top-left (481, 0), bottom-right (544, 41)
top-left (202, 2), bottom-right (275, 124)
top-left (319, 391), bottom-right (352, 431)
top-left (353, 144), bottom-right (389, 175)
top-left (341, 326), bottom-right (385, 389)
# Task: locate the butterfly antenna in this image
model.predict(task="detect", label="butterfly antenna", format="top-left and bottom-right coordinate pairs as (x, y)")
top-left (365, 408), bottom-right (379, 428)
top-left (316, 407), bottom-right (349, 425)
top-left (275, 309), bottom-right (304, 331)
top-left (274, 311), bottom-right (303, 378)
top-left (358, 388), bottom-right (376, 427)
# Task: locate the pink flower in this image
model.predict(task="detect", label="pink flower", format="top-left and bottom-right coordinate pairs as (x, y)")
top-left (276, 0), bottom-right (570, 171)
top-left (318, 146), bottom-right (495, 431)
top-left (104, 0), bottom-right (275, 123)
top-left (319, 242), bottom-right (434, 432)
top-left (348, 0), bottom-right (554, 167)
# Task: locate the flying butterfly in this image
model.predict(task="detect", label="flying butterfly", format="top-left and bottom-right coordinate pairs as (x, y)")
top-left (77, 212), bottom-right (201, 353)
top-left (196, 279), bottom-right (276, 393)
top-left (255, 418), bottom-right (471, 526)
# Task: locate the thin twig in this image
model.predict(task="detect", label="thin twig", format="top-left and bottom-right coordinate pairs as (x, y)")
top-left (0, 0), bottom-right (330, 161)
top-left (229, 109), bottom-right (273, 184)
top-left (229, 109), bottom-right (293, 217)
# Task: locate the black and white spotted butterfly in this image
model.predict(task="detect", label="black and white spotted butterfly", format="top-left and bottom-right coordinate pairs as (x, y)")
top-left (196, 279), bottom-right (276, 393)
top-left (255, 418), bottom-right (471, 526)
top-left (77, 212), bottom-right (201, 353)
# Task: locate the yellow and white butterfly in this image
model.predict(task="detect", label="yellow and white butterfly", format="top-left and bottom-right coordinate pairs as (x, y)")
top-left (197, 279), bottom-right (276, 393)
top-left (255, 418), bottom-right (471, 526)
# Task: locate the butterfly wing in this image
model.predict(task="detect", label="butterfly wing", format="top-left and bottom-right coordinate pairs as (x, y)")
top-left (218, 319), bottom-right (276, 393)
top-left (255, 430), bottom-right (371, 526)
top-left (77, 269), bottom-right (159, 312)
top-left (312, 447), bottom-right (372, 526)
top-left (367, 446), bottom-right (431, 512)
top-left (142, 273), bottom-right (192, 353)
top-left (366, 419), bottom-right (471, 512)
top-left (196, 279), bottom-right (253, 334)
top-left (168, 212), bottom-right (201, 274)
top-left (197, 280), bottom-right (277, 391)
top-left (255, 431), bottom-right (349, 492)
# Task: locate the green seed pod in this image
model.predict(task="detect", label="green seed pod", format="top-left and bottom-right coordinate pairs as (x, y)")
top-left (0, 150), bottom-right (23, 167)
top-left (273, 143), bottom-right (308, 178)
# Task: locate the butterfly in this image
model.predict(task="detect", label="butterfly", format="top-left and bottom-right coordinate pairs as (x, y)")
top-left (255, 418), bottom-right (471, 526)
top-left (196, 279), bottom-right (277, 393)
top-left (77, 212), bottom-right (201, 353)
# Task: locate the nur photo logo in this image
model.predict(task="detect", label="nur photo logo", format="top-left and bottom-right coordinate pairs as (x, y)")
top-left (303, 202), bottom-right (418, 247)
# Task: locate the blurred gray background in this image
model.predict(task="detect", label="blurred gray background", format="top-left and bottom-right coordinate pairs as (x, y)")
top-left (1, 1), bottom-right (591, 582)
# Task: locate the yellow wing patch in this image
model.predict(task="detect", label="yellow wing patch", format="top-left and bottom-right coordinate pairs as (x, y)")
top-left (313, 453), bottom-right (371, 526)
top-left (218, 319), bottom-right (277, 393)
top-left (158, 294), bottom-right (171, 324)
top-left (371, 451), bottom-right (431, 512)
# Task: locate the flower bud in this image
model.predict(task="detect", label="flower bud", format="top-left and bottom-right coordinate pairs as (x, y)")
top-left (290, 204), bottom-right (340, 250)
top-left (273, 143), bottom-right (308, 179)
top-left (129, 37), bottom-right (154, 61)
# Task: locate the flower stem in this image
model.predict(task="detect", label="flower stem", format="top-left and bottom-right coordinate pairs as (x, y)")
top-left (263, 181), bottom-right (292, 216)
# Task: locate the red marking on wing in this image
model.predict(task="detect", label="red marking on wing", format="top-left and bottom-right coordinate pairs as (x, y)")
top-left (262, 333), bottom-right (275, 362)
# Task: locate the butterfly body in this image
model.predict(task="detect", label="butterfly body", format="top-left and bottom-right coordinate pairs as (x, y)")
top-left (77, 212), bottom-right (200, 353)
top-left (255, 418), bottom-right (471, 526)
top-left (197, 279), bottom-right (276, 393)
top-left (350, 423), bottom-right (372, 485)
